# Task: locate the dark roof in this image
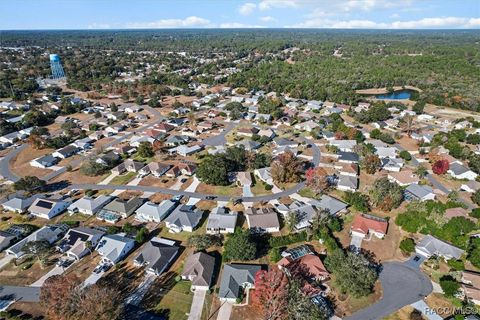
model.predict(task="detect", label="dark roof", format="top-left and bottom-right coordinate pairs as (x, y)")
top-left (338, 151), bottom-right (359, 162)
top-left (219, 264), bottom-right (261, 300)
top-left (134, 239), bottom-right (180, 275)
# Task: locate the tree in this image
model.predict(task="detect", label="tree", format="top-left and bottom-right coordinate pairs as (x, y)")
top-left (468, 238), bottom-right (480, 268)
top-left (13, 176), bottom-right (46, 192)
top-left (472, 190), bottom-right (480, 206)
top-left (22, 240), bottom-right (51, 267)
top-left (400, 114), bottom-right (415, 136)
top-left (432, 159), bottom-right (449, 175)
top-left (197, 155), bottom-right (230, 185)
top-left (412, 100), bottom-right (425, 114)
top-left (135, 227), bottom-right (149, 244)
top-left (223, 229), bottom-right (256, 261)
top-left (286, 211), bottom-right (299, 232)
top-left (399, 150), bottom-right (412, 161)
top-left (439, 275), bottom-right (460, 297)
top-left (271, 151), bottom-right (303, 184)
top-left (287, 279), bottom-right (329, 320)
top-left (187, 234), bottom-right (222, 251)
top-left (325, 249), bottom-right (378, 298)
top-left (135, 95), bottom-right (144, 105)
top-left (362, 154), bottom-right (381, 174)
top-left (80, 159), bottom-right (107, 176)
top-left (40, 274), bottom-right (123, 320)
top-left (468, 154), bottom-right (480, 174)
top-left (251, 269), bottom-right (289, 320)
top-left (415, 165), bottom-right (428, 178)
top-left (305, 167), bottom-right (329, 194)
top-left (137, 141), bottom-right (154, 158)
top-left (343, 192), bottom-right (370, 211)
top-left (369, 177), bottom-right (403, 211)
top-left (399, 238), bottom-right (415, 254)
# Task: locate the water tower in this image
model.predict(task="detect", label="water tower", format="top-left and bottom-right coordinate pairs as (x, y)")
top-left (49, 54), bottom-right (66, 80)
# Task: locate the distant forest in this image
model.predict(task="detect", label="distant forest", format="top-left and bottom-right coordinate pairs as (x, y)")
top-left (1, 29), bottom-right (479, 110)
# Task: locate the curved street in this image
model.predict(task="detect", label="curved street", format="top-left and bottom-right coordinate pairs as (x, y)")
top-left (346, 261), bottom-right (433, 320)
top-left (68, 136), bottom-right (321, 202)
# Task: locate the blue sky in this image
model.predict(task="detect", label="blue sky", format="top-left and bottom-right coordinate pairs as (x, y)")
top-left (1, 0), bottom-right (479, 30)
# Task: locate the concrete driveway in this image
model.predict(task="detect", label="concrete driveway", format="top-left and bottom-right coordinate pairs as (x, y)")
top-left (346, 261), bottom-right (432, 320)
top-left (188, 288), bottom-right (207, 320)
top-left (83, 270), bottom-right (105, 287)
top-left (30, 261), bottom-right (76, 287)
top-left (0, 255), bottom-right (14, 270)
top-left (216, 301), bottom-right (233, 320)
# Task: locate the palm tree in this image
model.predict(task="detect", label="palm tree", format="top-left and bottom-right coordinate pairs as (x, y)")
top-left (400, 114), bottom-right (415, 137)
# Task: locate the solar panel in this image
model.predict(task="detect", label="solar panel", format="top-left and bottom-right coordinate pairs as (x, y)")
top-left (36, 200), bottom-right (54, 209)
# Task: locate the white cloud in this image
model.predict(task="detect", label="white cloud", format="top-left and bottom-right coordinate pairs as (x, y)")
top-left (343, 0), bottom-right (413, 12)
top-left (259, 0), bottom-right (298, 11)
top-left (239, 2), bottom-right (256, 15)
top-left (126, 16), bottom-right (211, 28)
top-left (390, 13), bottom-right (400, 19)
top-left (87, 23), bottom-right (111, 29)
top-left (260, 16), bottom-right (276, 22)
top-left (220, 22), bottom-right (265, 28)
top-left (289, 16), bottom-right (480, 29)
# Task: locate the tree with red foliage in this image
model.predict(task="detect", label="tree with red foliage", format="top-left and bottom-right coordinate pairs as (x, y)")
top-left (432, 159), bottom-right (449, 175)
top-left (251, 268), bottom-right (289, 320)
top-left (363, 154), bottom-right (381, 174)
top-left (334, 131), bottom-right (346, 140)
top-left (305, 167), bottom-right (330, 194)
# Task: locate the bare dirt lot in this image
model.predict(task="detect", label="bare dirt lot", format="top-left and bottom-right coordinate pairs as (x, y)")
top-left (9, 144), bottom-right (55, 178)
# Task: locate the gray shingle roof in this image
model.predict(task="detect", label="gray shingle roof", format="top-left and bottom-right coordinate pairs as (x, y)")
top-left (219, 264), bottom-right (261, 300)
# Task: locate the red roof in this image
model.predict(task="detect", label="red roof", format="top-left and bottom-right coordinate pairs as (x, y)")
top-left (351, 214), bottom-right (388, 235)
top-left (278, 254), bottom-right (329, 279)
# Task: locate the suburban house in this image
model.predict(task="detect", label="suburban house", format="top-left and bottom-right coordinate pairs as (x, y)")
top-left (135, 200), bottom-right (178, 223)
top-left (1, 195), bottom-right (40, 213)
top-left (294, 120), bottom-right (320, 132)
top-left (96, 151), bottom-right (120, 166)
top-left (235, 140), bottom-right (261, 151)
top-left (30, 155), bottom-right (59, 168)
top-left (336, 174), bottom-right (358, 192)
top-left (236, 172), bottom-right (252, 187)
top-left (274, 138), bottom-right (298, 148)
top-left (139, 162), bottom-right (171, 177)
top-left (206, 209), bottom-right (238, 234)
top-left (448, 163), bottom-right (478, 181)
top-left (218, 264), bottom-right (261, 303)
top-left (404, 184), bottom-right (435, 201)
top-left (388, 170), bottom-right (419, 186)
top-left (461, 270), bottom-right (480, 305)
top-left (97, 197), bottom-right (144, 222)
top-left (52, 145), bottom-right (79, 159)
top-left (28, 198), bottom-right (70, 220)
top-left (277, 245), bottom-right (329, 281)
top-left (330, 140), bottom-right (357, 152)
top-left (71, 137), bottom-right (94, 150)
top-left (164, 205), bottom-right (204, 233)
top-left (381, 158), bottom-right (404, 172)
top-left (112, 160), bottom-right (144, 174)
top-left (67, 195), bottom-right (112, 215)
top-left (350, 214), bottom-right (388, 240)
top-left (245, 208), bottom-right (280, 233)
top-left (6, 224), bottom-right (68, 258)
top-left (181, 252), bottom-right (216, 290)
top-left (415, 235), bottom-right (465, 260)
top-left (0, 231), bottom-right (17, 252)
top-left (179, 163), bottom-right (197, 176)
top-left (133, 237), bottom-right (180, 276)
top-left (311, 195), bottom-right (348, 216)
top-left (58, 227), bottom-right (105, 260)
top-left (444, 207), bottom-right (473, 221)
top-left (338, 151), bottom-right (359, 164)
top-left (337, 163), bottom-right (358, 177)
top-left (96, 233), bottom-right (136, 265)
top-left (254, 167), bottom-right (273, 185)
top-left (461, 181), bottom-right (480, 193)
top-left (169, 144), bottom-right (203, 156)
top-left (237, 127), bottom-right (259, 137)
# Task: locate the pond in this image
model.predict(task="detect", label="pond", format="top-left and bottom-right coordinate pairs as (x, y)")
top-left (375, 90), bottom-right (412, 100)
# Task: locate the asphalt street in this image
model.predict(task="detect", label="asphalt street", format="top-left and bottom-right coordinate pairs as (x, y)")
top-left (346, 261), bottom-right (433, 320)
top-left (0, 285), bottom-right (40, 302)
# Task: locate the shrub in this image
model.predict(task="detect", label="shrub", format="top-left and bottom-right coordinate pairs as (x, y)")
top-left (268, 232), bottom-right (307, 248)
top-left (399, 238), bottom-right (415, 254)
top-left (269, 247), bottom-right (282, 263)
top-left (446, 259), bottom-right (465, 271)
top-left (399, 150), bottom-right (412, 161)
top-left (439, 275), bottom-right (460, 297)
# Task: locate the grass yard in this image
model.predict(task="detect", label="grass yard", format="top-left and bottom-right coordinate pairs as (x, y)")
top-left (153, 280), bottom-right (193, 320)
top-left (297, 187), bottom-right (319, 199)
top-left (250, 181), bottom-right (272, 196)
top-left (110, 171), bottom-right (137, 185)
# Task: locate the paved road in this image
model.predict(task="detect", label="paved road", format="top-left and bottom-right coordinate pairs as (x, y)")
top-left (202, 121), bottom-right (236, 146)
top-left (0, 145), bottom-right (26, 182)
top-left (346, 261), bottom-right (432, 320)
top-left (188, 288), bottom-right (207, 320)
top-left (0, 285), bottom-right (40, 302)
top-left (68, 136), bottom-right (321, 203)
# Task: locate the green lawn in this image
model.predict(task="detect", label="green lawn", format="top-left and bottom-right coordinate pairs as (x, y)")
top-left (110, 172), bottom-right (136, 185)
top-left (153, 280), bottom-right (193, 320)
top-left (298, 187), bottom-right (319, 199)
top-left (250, 182), bottom-right (272, 196)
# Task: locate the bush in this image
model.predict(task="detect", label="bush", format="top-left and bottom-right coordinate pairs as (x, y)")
top-left (268, 232), bottom-right (307, 248)
top-left (13, 176), bottom-right (46, 192)
top-left (399, 238), bottom-right (415, 254)
top-left (439, 275), bottom-right (460, 297)
top-left (447, 259), bottom-right (465, 271)
top-left (264, 184), bottom-right (273, 191)
top-left (269, 247), bottom-right (282, 263)
top-left (399, 150), bottom-right (412, 161)
top-left (470, 208), bottom-right (480, 218)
